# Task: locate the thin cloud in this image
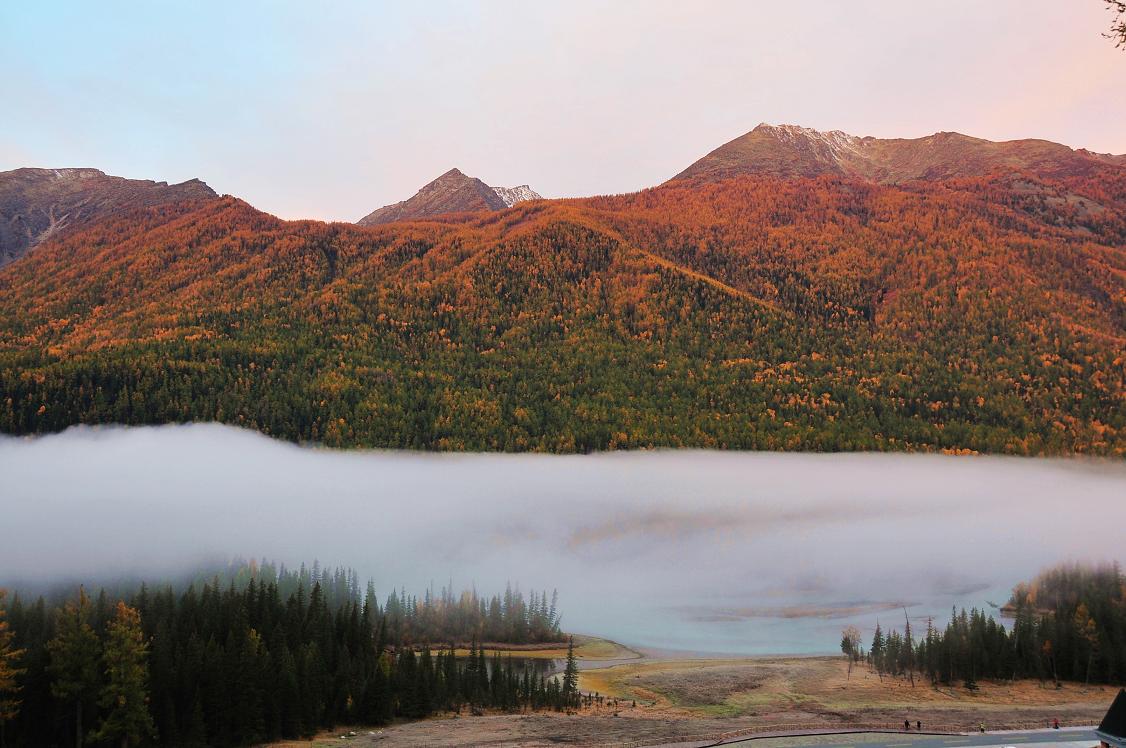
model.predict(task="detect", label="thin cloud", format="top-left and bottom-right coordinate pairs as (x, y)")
top-left (676, 601), bottom-right (917, 622)
top-left (564, 503), bottom-right (919, 550)
top-left (2, 424), bottom-right (1125, 655)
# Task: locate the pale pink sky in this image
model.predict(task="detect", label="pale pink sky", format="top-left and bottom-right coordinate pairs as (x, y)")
top-left (2, 1), bottom-right (1124, 221)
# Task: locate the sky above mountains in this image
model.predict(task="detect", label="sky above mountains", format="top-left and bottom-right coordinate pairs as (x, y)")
top-left (2, 1), bottom-right (1124, 222)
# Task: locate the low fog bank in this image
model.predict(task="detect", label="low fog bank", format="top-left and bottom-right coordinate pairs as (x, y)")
top-left (3, 424), bottom-right (1125, 654)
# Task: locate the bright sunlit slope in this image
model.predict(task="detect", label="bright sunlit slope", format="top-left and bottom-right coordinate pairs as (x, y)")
top-left (1, 141), bottom-right (1123, 454)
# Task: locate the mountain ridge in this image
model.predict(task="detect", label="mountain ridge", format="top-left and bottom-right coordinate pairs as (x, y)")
top-left (673, 123), bottom-right (1125, 184)
top-left (0, 167), bottom-right (217, 267)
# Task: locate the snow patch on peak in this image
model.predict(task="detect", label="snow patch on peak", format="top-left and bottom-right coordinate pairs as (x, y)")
top-left (763, 123), bottom-right (859, 147)
top-left (492, 185), bottom-right (542, 207)
top-left (48, 168), bottom-right (107, 180)
top-left (758, 124), bottom-right (866, 166)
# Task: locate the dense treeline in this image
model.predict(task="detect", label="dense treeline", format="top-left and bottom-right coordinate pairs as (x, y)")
top-left (0, 562), bottom-right (571, 747)
top-left (856, 563), bottom-right (1126, 688)
top-left (0, 170), bottom-right (1123, 455)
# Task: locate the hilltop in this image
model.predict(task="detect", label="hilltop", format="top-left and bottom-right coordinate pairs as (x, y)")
top-left (357, 168), bottom-right (540, 225)
top-left (0, 167), bottom-right (217, 266)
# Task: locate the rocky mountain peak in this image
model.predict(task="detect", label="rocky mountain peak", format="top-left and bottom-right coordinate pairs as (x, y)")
top-left (0, 167), bottom-right (217, 267)
top-left (357, 169), bottom-right (540, 225)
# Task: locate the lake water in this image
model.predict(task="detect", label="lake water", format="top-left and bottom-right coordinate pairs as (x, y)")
top-left (3, 424), bottom-right (1124, 656)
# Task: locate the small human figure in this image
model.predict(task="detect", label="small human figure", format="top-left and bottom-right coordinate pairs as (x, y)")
top-left (1053, 718), bottom-right (1060, 730)
top-left (980, 722), bottom-right (986, 734)
top-left (917, 721), bottom-right (922, 731)
top-left (905, 719), bottom-right (911, 731)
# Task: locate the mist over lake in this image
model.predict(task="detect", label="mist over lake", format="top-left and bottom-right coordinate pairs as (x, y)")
top-left (3, 423), bottom-right (1124, 655)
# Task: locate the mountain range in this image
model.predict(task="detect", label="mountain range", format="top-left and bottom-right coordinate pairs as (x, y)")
top-left (0, 166), bottom-right (540, 265)
top-left (0, 125), bottom-right (1122, 454)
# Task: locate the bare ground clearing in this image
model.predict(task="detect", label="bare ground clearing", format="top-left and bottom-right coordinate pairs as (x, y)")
top-left (270, 654), bottom-right (1115, 747)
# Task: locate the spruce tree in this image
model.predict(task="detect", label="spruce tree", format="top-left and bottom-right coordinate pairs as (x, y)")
top-left (231, 628), bottom-right (265, 745)
top-left (901, 609), bottom-right (915, 687)
top-left (276, 643), bottom-right (303, 737)
top-left (561, 636), bottom-right (579, 709)
top-left (47, 588), bottom-right (101, 748)
top-left (90, 602), bottom-right (156, 748)
top-left (361, 658), bottom-right (391, 725)
top-left (870, 620), bottom-right (885, 677)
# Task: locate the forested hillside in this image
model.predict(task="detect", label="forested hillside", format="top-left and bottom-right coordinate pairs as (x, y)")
top-left (0, 161), bottom-right (1123, 453)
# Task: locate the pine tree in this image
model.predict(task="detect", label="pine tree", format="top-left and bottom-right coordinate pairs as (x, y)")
top-left (231, 628), bottom-right (265, 745)
top-left (90, 602), bottom-right (156, 748)
top-left (864, 617), bottom-right (882, 675)
top-left (275, 643), bottom-right (303, 737)
top-left (47, 588), bottom-right (101, 748)
top-left (360, 660), bottom-right (391, 726)
top-left (0, 590), bottom-right (26, 748)
top-left (561, 636), bottom-right (579, 709)
top-left (901, 609), bottom-right (915, 687)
